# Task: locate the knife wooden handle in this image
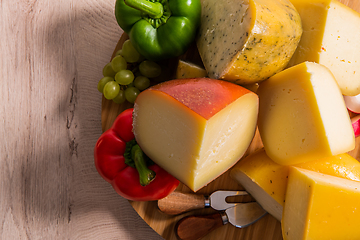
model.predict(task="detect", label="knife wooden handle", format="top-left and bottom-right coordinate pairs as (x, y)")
top-left (158, 191), bottom-right (206, 215)
top-left (175, 213), bottom-right (224, 240)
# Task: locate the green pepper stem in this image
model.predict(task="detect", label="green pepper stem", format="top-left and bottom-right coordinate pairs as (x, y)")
top-left (124, 0), bottom-right (164, 19)
top-left (132, 145), bottom-right (156, 186)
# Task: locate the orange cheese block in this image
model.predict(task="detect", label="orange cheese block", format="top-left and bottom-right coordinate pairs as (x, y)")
top-left (133, 78), bottom-right (259, 192)
top-left (283, 167), bottom-right (360, 240)
top-left (230, 148), bottom-right (360, 221)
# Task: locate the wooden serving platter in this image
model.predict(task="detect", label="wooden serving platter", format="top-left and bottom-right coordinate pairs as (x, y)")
top-left (101, 1), bottom-right (360, 239)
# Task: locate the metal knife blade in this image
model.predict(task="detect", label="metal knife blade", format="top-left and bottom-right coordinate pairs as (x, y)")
top-left (223, 202), bottom-right (267, 228)
top-left (207, 190), bottom-right (249, 210)
top-left (175, 202), bottom-right (267, 240)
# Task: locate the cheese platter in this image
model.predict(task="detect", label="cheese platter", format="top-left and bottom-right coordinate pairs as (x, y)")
top-left (99, 0), bottom-right (360, 239)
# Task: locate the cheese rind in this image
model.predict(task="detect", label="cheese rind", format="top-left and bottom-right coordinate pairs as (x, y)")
top-left (197, 0), bottom-right (302, 84)
top-left (288, 0), bottom-right (360, 96)
top-left (133, 78), bottom-right (259, 192)
top-left (258, 62), bottom-right (355, 165)
top-left (282, 167), bottom-right (360, 240)
top-left (230, 148), bottom-right (360, 221)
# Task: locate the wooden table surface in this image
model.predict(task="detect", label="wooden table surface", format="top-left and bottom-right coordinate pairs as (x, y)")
top-left (1, 0), bottom-right (360, 240)
top-left (0, 0), bottom-right (163, 239)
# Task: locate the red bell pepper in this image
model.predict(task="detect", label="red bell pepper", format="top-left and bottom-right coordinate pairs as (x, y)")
top-left (94, 108), bottom-right (179, 201)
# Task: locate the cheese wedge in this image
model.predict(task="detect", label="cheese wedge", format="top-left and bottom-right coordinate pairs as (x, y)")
top-left (133, 78), bottom-right (259, 192)
top-left (197, 0), bottom-right (302, 84)
top-left (230, 148), bottom-right (360, 221)
top-left (287, 0), bottom-right (360, 96)
top-left (175, 60), bottom-right (207, 79)
top-left (282, 167), bottom-right (360, 240)
top-left (258, 62), bottom-right (355, 165)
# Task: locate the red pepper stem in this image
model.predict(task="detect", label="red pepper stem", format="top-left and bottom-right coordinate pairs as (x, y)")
top-left (132, 145), bottom-right (156, 186)
top-left (124, 0), bottom-right (164, 19)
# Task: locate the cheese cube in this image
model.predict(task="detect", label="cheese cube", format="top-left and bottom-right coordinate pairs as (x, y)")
top-left (288, 0), bottom-right (360, 96)
top-left (282, 167), bottom-right (360, 240)
top-left (197, 0), bottom-right (302, 85)
top-left (133, 78), bottom-right (259, 192)
top-left (230, 148), bottom-right (360, 221)
top-left (258, 62), bottom-right (355, 165)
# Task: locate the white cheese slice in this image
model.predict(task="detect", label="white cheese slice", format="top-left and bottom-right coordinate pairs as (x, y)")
top-left (288, 0), bottom-right (360, 96)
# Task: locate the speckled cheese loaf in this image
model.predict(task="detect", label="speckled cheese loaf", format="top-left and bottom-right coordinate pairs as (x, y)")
top-left (197, 0), bottom-right (302, 85)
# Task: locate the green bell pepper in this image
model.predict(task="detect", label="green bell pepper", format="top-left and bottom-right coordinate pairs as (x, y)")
top-left (115, 0), bottom-right (201, 61)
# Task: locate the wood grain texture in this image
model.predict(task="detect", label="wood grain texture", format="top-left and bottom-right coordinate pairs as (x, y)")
top-left (0, 0), bottom-right (163, 239)
top-left (157, 192), bottom-right (207, 215)
top-left (2, 0), bottom-right (360, 240)
top-left (100, 1), bottom-right (360, 240)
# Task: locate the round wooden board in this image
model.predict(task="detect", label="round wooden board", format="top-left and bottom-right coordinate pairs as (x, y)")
top-left (101, 1), bottom-right (360, 238)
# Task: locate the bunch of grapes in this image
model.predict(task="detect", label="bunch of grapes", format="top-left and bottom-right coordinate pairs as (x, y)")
top-left (97, 39), bottom-right (162, 104)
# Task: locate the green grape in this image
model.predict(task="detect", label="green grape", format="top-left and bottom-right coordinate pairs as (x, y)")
top-left (102, 62), bottom-right (116, 77)
top-left (115, 49), bottom-right (123, 56)
top-left (127, 82), bottom-right (135, 88)
top-left (112, 89), bottom-right (126, 104)
top-left (139, 60), bottom-right (162, 78)
top-left (115, 69), bottom-right (135, 85)
top-left (97, 76), bottom-right (114, 93)
top-left (133, 69), bottom-right (142, 78)
top-left (134, 76), bottom-right (150, 91)
top-left (111, 55), bottom-right (127, 72)
top-left (103, 81), bottom-right (120, 100)
top-left (125, 87), bottom-right (140, 103)
top-left (122, 40), bottom-right (142, 63)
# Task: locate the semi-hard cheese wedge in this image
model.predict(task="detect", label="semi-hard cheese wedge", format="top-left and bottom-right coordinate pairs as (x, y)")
top-left (282, 167), bottom-right (360, 240)
top-left (197, 0), bottom-right (302, 84)
top-left (258, 62), bottom-right (355, 165)
top-left (287, 0), bottom-right (360, 96)
top-left (133, 78), bottom-right (259, 192)
top-left (175, 60), bottom-right (207, 79)
top-left (230, 148), bottom-right (360, 221)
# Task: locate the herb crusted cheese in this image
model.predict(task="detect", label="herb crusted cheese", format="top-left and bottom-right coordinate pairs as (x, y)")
top-left (197, 0), bottom-right (302, 85)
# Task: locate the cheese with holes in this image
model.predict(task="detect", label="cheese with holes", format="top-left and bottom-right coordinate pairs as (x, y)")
top-left (282, 167), bottom-right (360, 240)
top-left (230, 148), bottom-right (360, 221)
top-left (133, 78), bottom-right (259, 192)
top-left (197, 0), bottom-right (302, 84)
top-left (258, 62), bottom-right (355, 165)
top-left (287, 0), bottom-right (360, 96)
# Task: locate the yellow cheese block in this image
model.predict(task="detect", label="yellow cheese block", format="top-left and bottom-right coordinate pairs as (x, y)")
top-left (287, 0), bottom-right (360, 96)
top-left (282, 167), bottom-right (360, 240)
top-left (230, 148), bottom-right (360, 221)
top-left (258, 62), bottom-right (355, 165)
top-left (175, 60), bottom-right (207, 79)
top-left (133, 78), bottom-right (259, 192)
top-left (197, 0), bottom-right (302, 85)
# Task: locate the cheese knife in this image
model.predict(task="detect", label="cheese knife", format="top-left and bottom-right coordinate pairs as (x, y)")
top-left (175, 202), bottom-right (267, 240)
top-left (158, 190), bottom-right (251, 215)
